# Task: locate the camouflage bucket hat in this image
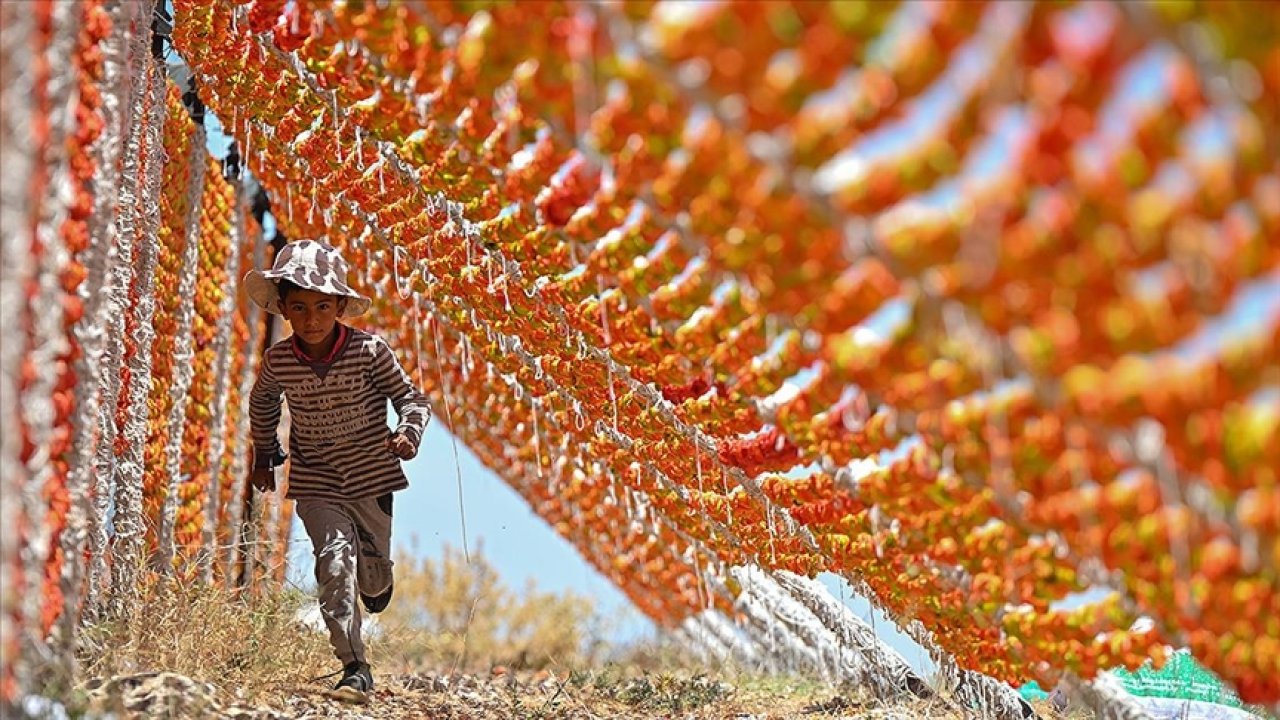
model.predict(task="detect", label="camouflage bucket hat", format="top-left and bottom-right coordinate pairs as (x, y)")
top-left (243, 240), bottom-right (371, 317)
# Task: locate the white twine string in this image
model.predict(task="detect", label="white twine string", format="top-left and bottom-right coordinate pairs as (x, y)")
top-left (109, 54), bottom-right (167, 618)
top-left (88, 0), bottom-right (153, 618)
top-left (59, 0), bottom-right (143, 660)
top-left (424, 299), bottom-right (471, 564)
top-left (391, 243), bottom-right (414, 300)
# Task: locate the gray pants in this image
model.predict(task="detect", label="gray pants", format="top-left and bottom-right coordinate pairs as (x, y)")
top-left (296, 495), bottom-right (394, 665)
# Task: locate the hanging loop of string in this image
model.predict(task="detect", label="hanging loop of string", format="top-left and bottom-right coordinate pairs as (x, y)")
top-left (422, 297), bottom-right (471, 564)
top-left (392, 243), bottom-right (414, 300)
top-left (415, 246), bottom-right (434, 298)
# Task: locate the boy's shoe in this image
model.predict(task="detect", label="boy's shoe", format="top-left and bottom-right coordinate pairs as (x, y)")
top-left (361, 579), bottom-right (393, 614)
top-left (330, 661), bottom-right (373, 703)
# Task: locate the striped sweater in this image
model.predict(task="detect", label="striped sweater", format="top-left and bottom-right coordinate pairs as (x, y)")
top-left (250, 324), bottom-right (432, 500)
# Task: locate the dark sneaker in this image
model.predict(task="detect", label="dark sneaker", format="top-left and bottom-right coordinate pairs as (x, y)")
top-left (330, 661), bottom-right (373, 703)
top-left (361, 579), bottom-right (393, 614)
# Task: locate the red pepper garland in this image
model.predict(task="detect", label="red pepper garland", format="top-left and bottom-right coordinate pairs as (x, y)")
top-left (39, 0), bottom-right (110, 641)
top-left (382, 302), bottom-right (740, 624)
top-left (168, 0), bottom-right (1280, 705)
top-left (175, 164), bottom-right (236, 563)
top-left (8, 0), bottom-right (58, 702)
top-left (143, 84), bottom-right (200, 549)
top-left (2, 7), bottom-right (283, 701)
top-left (214, 210), bottom-right (258, 558)
top-left (0, 1), bottom-right (39, 700)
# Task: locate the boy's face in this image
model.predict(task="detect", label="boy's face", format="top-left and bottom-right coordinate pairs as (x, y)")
top-left (281, 287), bottom-right (348, 348)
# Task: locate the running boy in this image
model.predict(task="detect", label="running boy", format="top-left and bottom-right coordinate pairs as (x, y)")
top-left (244, 240), bottom-right (432, 702)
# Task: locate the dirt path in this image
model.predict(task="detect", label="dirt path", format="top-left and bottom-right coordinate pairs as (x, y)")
top-left (77, 669), bottom-right (1001, 719)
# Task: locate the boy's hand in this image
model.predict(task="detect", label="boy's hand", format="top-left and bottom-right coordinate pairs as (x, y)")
top-left (386, 431), bottom-right (417, 460)
top-left (250, 468), bottom-right (276, 493)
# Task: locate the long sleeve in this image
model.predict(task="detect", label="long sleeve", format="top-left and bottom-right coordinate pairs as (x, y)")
top-left (370, 337), bottom-right (432, 448)
top-left (249, 352), bottom-right (285, 470)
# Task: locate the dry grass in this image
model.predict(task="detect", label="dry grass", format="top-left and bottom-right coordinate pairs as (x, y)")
top-left (77, 571), bottom-right (333, 706)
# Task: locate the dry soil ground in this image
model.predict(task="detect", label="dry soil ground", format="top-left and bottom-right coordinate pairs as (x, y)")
top-left (71, 668), bottom-right (1067, 719)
